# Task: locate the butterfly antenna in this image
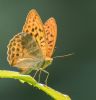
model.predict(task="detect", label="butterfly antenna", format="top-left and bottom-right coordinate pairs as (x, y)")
top-left (53, 53), bottom-right (74, 59)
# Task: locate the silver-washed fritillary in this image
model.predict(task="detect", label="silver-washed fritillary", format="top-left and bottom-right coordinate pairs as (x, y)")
top-left (7, 9), bottom-right (57, 82)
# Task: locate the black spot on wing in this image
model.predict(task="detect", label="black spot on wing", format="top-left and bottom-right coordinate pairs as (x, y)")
top-left (34, 33), bottom-right (38, 37)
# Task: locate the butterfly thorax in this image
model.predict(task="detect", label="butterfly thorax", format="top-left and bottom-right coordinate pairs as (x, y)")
top-left (41, 57), bottom-right (53, 70)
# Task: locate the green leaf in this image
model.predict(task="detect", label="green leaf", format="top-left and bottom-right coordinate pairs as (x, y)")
top-left (0, 70), bottom-right (71, 100)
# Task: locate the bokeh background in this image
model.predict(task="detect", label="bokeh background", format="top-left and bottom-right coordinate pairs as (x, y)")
top-left (0, 0), bottom-right (96, 100)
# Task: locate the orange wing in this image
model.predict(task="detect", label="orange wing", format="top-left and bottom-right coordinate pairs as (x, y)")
top-left (44, 17), bottom-right (57, 57)
top-left (22, 9), bottom-right (46, 57)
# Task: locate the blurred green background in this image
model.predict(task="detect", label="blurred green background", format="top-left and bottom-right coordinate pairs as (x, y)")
top-left (0, 0), bottom-right (96, 100)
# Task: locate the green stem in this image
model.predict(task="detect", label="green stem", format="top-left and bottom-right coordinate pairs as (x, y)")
top-left (0, 70), bottom-right (71, 100)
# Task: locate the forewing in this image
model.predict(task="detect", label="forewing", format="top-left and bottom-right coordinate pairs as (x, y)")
top-left (7, 32), bottom-right (43, 70)
top-left (7, 32), bottom-right (24, 66)
top-left (22, 9), bottom-right (46, 57)
top-left (44, 17), bottom-right (57, 57)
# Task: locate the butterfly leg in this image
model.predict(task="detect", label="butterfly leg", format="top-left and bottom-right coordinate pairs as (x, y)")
top-left (38, 70), bottom-right (42, 83)
top-left (33, 69), bottom-right (44, 83)
top-left (33, 69), bottom-right (39, 79)
top-left (40, 68), bottom-right (49, 85)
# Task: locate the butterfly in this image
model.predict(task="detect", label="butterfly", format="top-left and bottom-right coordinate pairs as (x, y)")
top-left (7, 9), bottom-right (57, 83)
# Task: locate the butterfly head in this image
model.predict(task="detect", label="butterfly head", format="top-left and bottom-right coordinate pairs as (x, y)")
top-left (42, 57), bottom-right (53, 69)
